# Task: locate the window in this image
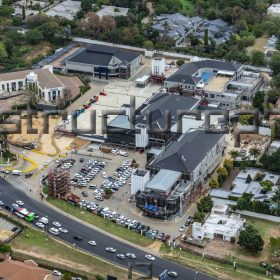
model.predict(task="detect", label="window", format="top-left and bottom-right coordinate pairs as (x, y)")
top-left (210, 94), bottom-right (215, 98)
top-left (2, 84), bottom-right (4, 91)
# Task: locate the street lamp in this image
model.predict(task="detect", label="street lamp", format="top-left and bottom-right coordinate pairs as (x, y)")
top-left (195, 271), bottom-right (198, 280)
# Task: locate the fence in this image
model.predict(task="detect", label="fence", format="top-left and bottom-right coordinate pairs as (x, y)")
top-left (235, 210), bottom-right (280, 223)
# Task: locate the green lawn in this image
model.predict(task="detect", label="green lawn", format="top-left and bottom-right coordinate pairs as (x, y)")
top-left (180, 0), bottom-right (195, 14)
top-left (11, 228), bottom-right (130, 279)
top-left (47, 198), bottom-right (154, 247)
top-left (161, 245), bottom-right (267, 280)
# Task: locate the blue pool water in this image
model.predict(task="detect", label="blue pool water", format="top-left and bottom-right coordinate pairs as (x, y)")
top-left (200, 72), bottom-right (214, 82)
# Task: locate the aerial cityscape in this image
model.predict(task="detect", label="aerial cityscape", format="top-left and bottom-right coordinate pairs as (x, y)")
top-left (0, 0), bottom-right (280, 280)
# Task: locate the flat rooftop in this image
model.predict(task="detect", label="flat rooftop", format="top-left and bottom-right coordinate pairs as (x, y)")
top-left (204, 76), bottom-right (231, 92)
top-left (145, 169), bottom-right (182, 192)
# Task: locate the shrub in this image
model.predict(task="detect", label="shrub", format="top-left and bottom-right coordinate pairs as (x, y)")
top-left (0, 244), bottom-right (11, 253)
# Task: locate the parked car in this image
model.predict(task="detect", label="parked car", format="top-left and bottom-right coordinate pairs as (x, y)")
top-left (49, 227), bottom-right (60, 235)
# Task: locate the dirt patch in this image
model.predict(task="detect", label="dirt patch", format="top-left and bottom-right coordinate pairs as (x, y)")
top-left (247, 35), bottom-right (268, 53)
top-left (23, 42), bottom-right (53, 62)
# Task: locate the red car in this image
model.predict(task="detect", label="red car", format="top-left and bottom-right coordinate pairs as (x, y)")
top-left (99, 91), bottom-right (107, 96)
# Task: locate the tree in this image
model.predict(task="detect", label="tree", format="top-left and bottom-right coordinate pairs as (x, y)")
top-left (25, 29), bottom-right (44, 44)
top-left (209, 177), bottom-right (219, 188)
top-left (176, 60), bottom-right (184, 67)
top-left (104, 188), bottom-right (112, 196)
top-left (61, 272), bottom-right (72, 280)
top-left (239, 115), bottom-right (253, 125)
top-left (100, 15), bottom-right (116, 33)
top-left (143, 40), bottom-right (154, 50)
top-left (204, 28), bottom-right (209, 46)
top-left (22, 6), bottom-right (26, 20)
top-left (39, 21), bottom-right (61, 41)
top-left (252, 91), bottom-right (265, 113)
top-left (230, 150), bottom-right (240, 160)
top-left (0, 42), bottom-right (8, 60)
top-left (217, 167), bottom-right (228, 184)
top-left (4, 39), bottom-right (13, 59)
top-left (197, 196), bottom-right (213, 213)
top-left (223, 159), bottom-right (233, 174)
top-left (260, 149), bottom-right (280, 172)
top-left (270, 52), bottom-right (280, 76)
top-left (249, 147), bottom-right (261, 159)
top-left (251, 50), bottom-right (265, 66)
top-left (260, 180), bottom-right (273, 192)
top-left (78, 12), bottom-right (101, 37)
top-left (0, 5), bottom-right (14, 17)
top-left (81, 0), bottom-right (94, 12)
top-left (238, 225), bottom-right (264, 254)
top-left (193, 211), bottom-right (205, 223)
top-left (245, 174), bottom-right (252, 183)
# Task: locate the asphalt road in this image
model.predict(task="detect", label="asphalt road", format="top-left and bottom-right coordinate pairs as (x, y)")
top-left (0, 177), bottom-right (216, 280)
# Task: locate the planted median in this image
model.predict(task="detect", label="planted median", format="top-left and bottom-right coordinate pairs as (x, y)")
top-left (47, 197), bottom-right (154, 247)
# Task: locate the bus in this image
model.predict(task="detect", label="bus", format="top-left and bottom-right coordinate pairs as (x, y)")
top-left (14, 208), bottom-right (35, 222)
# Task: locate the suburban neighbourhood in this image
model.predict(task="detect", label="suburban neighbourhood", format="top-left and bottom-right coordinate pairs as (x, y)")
top-left (0, 1), bottom-right (280, 280)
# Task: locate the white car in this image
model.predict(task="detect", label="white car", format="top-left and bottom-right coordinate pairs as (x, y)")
top-left (106, 247), bottom-right (117, 253)
top-left (167, 271), bottom-right (178, 278)
top-left (102, 172), bottom-right (107, 178)
top-left (53, 221), bottom-right (61, 227)
top-left (88, 240), bottom-right (97, 246)
top-left (0, 201), bottom-right (4, 206)
top-left (35, 222), bottom-right (45, 229)
top-left (179, 225), bottom-right (186, 232)
top-left (111, 148), bottom-right (119, 154)
top-left (126, 253), bottom-right (136, 259)
top-left (59, 227), bottom-right (68, 234)
top-left (117, 254), bottom-right (126, 260)
top-left (16, 200), bottom-right (24, 206)
top-left (145, 254), bottom-right (155, 261)
top-left (49, 227), bottom-right (60, 235)
top-left (52, 270), bottom-right (62, 276)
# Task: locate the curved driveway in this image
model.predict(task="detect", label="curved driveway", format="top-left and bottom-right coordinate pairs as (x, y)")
top-left (0, 177), bottom-right (216, 280)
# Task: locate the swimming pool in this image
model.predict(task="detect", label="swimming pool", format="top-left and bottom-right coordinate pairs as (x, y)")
top-left (200, 72), bottom-right (214, 82)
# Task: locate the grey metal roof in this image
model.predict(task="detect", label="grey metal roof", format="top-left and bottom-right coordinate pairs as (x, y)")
top-left (152, 130), bottom-right (224, 173)
top-left (145, 169), bottom-right (181, 192)
top-left (108, 115), bottom-right (131, 129)
top-left (68, 44), bottom-right (140, 66)
top-left (137, 93), bottom-right (200, 130)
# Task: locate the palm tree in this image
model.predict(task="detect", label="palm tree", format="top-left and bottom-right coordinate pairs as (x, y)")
top-left (249, 147), bottom-right (261, 159)
top-left (230, 150), bottom-right (240, 160)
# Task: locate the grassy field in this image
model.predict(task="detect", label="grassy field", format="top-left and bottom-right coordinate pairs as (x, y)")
top-left (161, 245), bottom-right (267, 280)
top-left (48, 198), bottom-right (154, 247)
top-left (11, 227), bottom-right (131, 279)
top-left (234, 217), bottom-right (279, 261)
top-left (180, 0), bottom-right (195, 14)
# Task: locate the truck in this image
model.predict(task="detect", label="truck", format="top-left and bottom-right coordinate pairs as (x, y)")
top-left (12, 170), bottom-right (22, 176)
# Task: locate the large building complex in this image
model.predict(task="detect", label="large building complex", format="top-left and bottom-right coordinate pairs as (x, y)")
top-left (107, 92), bottom-right (202, 148)
top-left (133, 129), bottom-right (226, 218)
top-left (0, 66), bottom-right (82, 106)
top-left (165, 60), bottom-right (263, 109)
top-left (64, 45), bottom-right (142, 79)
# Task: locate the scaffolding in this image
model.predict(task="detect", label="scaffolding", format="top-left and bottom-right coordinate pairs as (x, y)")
top-left (48, 167), bottom-right (70, 198)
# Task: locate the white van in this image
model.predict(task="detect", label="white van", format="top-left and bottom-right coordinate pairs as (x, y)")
top-left (12, 170), bottom-right (22, 176)
top-left (39, 217), bottom-right (49, 225)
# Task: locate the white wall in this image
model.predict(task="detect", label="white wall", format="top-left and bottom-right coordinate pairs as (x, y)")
top-left (131, 169), bottom-right (150, 194)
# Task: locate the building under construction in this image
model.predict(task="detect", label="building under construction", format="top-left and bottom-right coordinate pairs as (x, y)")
top-left (48, 167), bottom-right (70, 198)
